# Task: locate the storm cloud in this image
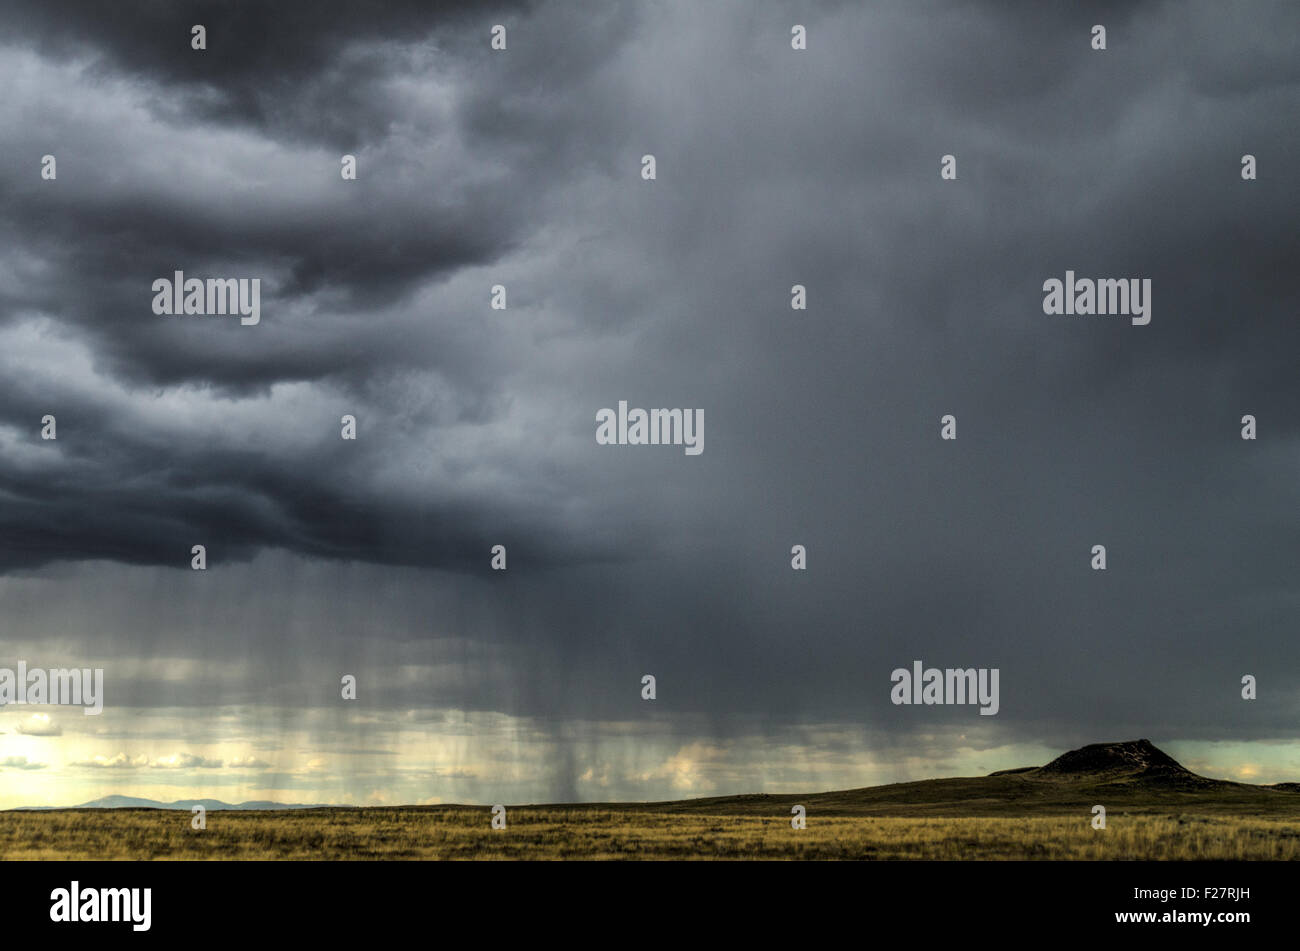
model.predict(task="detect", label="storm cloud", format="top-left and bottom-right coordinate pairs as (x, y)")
top-left (0, 0), bottom-right (1297, 806)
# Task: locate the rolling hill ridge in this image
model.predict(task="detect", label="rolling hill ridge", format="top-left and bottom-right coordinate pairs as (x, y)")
top-left (579, 738), bottom-right (1300, 818)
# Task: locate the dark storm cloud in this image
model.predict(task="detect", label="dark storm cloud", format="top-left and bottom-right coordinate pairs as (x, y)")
top-left (0, 0), bottom-right (534, 144)
top-left (0, 0), bottom-right (1297, 775)
top-left (0, 0), bottom-right (640, 392)
top-left (0, 0), bottom-right (649, 572)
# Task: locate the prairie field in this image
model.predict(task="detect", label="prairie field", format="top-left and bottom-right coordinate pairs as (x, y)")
top-left (10, 742), bottom-right (1300, 860)
top-left (3, 807), bottom-right (1300, 860)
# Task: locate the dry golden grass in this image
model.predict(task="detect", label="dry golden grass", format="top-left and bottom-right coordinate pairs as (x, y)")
top-left (2, 808), bottom-right (1299, 860)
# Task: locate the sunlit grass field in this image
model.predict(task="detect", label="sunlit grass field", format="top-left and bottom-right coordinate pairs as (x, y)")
top-left (3, 808), bottom-right (1299, 860)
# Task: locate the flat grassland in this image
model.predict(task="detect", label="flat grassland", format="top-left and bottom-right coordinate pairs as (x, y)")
top-left (9, 760), bottom-right (1300, 860)
top-left (4, 806), bottom-right (1299, 860)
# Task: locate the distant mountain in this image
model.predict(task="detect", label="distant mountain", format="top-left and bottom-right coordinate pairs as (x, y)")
top-left (1036, 738), bottom-right (1195, 778)
top-left (992, 738), bottom-right (1222, 789)
top-left (14, 795), bottom-right (331, 811)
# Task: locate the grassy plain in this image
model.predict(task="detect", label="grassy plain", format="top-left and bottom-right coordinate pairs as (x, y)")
top-left (9, 745), bottom-right (1299, 860)
top-left (4, 804), bottom-right (1299, 860)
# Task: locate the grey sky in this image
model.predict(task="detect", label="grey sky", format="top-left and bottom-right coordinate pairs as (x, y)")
top-left (0, 0), bottom-right (1297, 805)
